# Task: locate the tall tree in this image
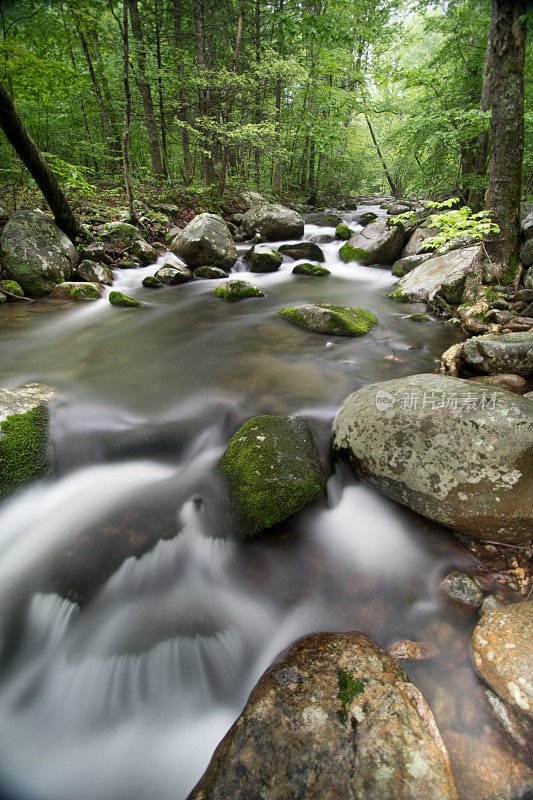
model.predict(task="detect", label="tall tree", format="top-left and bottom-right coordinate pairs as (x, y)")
top-left (0, 81), bottom-right (85, 241)
top-left (483, 0), bottom-right (527, 277)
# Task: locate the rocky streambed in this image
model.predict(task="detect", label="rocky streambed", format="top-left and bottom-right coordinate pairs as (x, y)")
top-left (0, 194), bottom-right (531, 800)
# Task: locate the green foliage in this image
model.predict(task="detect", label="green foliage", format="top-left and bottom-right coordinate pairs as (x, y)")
top-left (393, 199), bottom-right (499, 252)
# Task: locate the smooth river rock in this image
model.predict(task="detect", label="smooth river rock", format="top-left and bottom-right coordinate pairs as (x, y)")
top-left (242, 203), bottom-right (304, 241)
top-left (188, 631), bottom-right (458, 800)
top-left (278, 303), bottom-right (378, 336)
top-left (333, 374), bottom-right (533, 544)
top-left (219, 414), bottom-right (327, 538)
top-left (472, 602), bottom-right (533, 717)
top-left (170, 213), bottom-right (237, 269)
top-left (0, 383), bottom-right (56, 497)
top-left (339, 217), bottom-right (404, 265)
top-left (0, 210), bottom-right (78, 296)
top-left (462, 331), bottom-right (533, 378)
top-left (50, 281), bottom-right (104, 301)
top-left (396, 245), bottom-right (483, 305)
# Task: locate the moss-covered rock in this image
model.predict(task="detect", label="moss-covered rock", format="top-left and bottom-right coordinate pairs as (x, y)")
top-left (155, 264), bottom-right (193, 285)
top-left (250, 246), bottom-right (283, 272)
top-left (116, 258), bottom-right (140, 269)
top-left (278, 303), bottom-right (378, 336)
top-left (50, 281), bottom-right (104, 301)
top-left (193, 266), bottom-right (229, 280)
top-left (406, 313), bottom-right (431, 322)
top-left (292, 263), bottom-right (330, 276)
top-left (131, 239), bottom-right (157, 266)
top-left (302, 211), bottom-right (342, 227)
top-left (387, 289), bottom-right (411, 303)
top-left (109, 291), bottom-right (143, 307)
top-left (339, 243), bottom-right (372, 263)
top-left (357, 211), bottom-right (378, 226)
top-left (219, 414), bottom-right (327, 538)
top-left (0, 280), bottom-right (24, 297)
top-left (396, 245), bottom-right (483, 306)
top-left (214, 279), bottom-right (264, 301)
top-left (335, 223), bottom-right (353, 240)
top-left (96, 221), bottom-right (142, 246)
top-left (392, 253), bottom-right (431, 278)
top-left (0, 383), bottom-right (56, 497)
top-left (74, 260), bottom-right (113, 286)
top-left (142, 275), bottom-right (163, 288)
top-left (0, 210), bottom-right (78, 296)
top-left (340, 217), bottom-right (404, 265)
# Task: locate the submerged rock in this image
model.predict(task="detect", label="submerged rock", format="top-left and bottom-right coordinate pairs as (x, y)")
top-left (0, 383), bottom-right (56, 496)
top-left (438, 570), bottom-right (482, 615)
top-left (339, 217), bottom-right (404, 265)
top-left (188, 631), bottom-right (458, 800)
top-left (278, 303), bottom-right (378, 336)
top-left (214, 279), bottom-right (264, 301)
top-left (472, 602), bottom-right (533, 717)
top-left (170, 213), bottom-right (237, 269)
top-left (333, 374), bottom-right (533, 544)
top-left (250, 246), bottom-right (283, 272)
top-left (108, 291), bottom-right (143, 308)
top-left (462, 331), bottom-right (533, 378)
top-left (0, 210), bottom-right (78, 296)
top-left (396, 245), bottom-right (483, 306)
top-left (292, 263), bottom-right (330, 276)
top-left (242, 204), bottom-right (304, 241)
top-left (219, 415), bottom-right (327, 538)
top-left (278, 242), bottom-right (325, 261)
top-left (386, 640), bottom-right (440, 661)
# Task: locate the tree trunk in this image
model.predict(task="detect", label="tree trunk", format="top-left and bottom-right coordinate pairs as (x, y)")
top-left (172, 0), bottom-right (193, 184)
top-left (127, 0), bottom-right (165, 179)
top-left (121, 0), bottom-right (135, 220)
top-left (193, 0), bottom-right (214, 187)
top-left (154, 0), bottom-right (170, 180)
top-left (0, 82), bottom-right (85, 241)
top-left (469, 31), bottom-right (494, 212)
top-left (483, 0), bottom-right (526, 276)
top-left (273, 0), bottom-right (284, 195)
top-left (364, 112), bottom-right (397, 197)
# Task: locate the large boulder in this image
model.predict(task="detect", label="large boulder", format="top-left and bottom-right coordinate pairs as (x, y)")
top-left (170, 213), bottom-right (237, 269)
top-left (74, 259), bottom-right (113, 286)
top-left (302, 211), bottom-right (342, 227)
top-left (242, 204), bottom-right (304, 241)
top-left (278, 304), bottom-right (378, 336)
top-left (219, 415), bottom-right (327, 538)
top-left (188, 631), bottom-right (458, 800)
top-left (238, 190), bottom-right (267, 210)
top-left (392, 253), bottom-right (431, 278)
top-left (400, 226), bottom-right (436, 258)
top-left (278, 242), bottom-right (325, 262)
top-left (155, 264), bottom-right (193, 285)
top-left (96, 221), bottom-right (142, 247)
top-left (250, 246), bottom-right (282, 272)
top-left (0, 383), bottom-right (56, 497)
top-left (0, 210), bottom-right (78, 296)
top-left (214, 279), bottom-right (264, 302)
top-left (333, 374), bottom-right (533, 544)
top-left (472, 602), bottom-right (533, 718)
top-left (339, 217), bottom-right (404, 265)
top-left (50, 281), bottom-right (104, 301)
top-left (462, 331), bottom-right (533, 378)
top-left (396, 245), bottom-right (483, 305)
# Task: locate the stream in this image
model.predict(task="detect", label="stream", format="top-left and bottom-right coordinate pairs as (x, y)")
top-left (0, 207), bottom-right (511, 799)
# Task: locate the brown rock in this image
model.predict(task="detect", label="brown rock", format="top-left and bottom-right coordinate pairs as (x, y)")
top-left (467, 373), bottom-right (527, 395)
top-left (503, 316), bottom-right (533, 333)
top-left (386, 640), bottom-right (440, 661)
top-left (188, 631), bottom-right (458, 800)
top-left (439, 570), bottom-right (483, 615)
top-left (472, 602), bottom-right (533, 717)
top-left (483, 686), bottom-right (533, 757)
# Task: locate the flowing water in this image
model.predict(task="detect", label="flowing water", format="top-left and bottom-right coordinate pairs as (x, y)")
top-left (0, 208), bottom-right (521, 799)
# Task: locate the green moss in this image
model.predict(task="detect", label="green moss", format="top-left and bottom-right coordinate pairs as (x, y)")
top-left (292, 264), bottom-right (330, 276)
top-left (339, 243), bottom-right (371, 263)
top-left (68, 284), bottom-right (100, 300)
top-left (336, 669), bottom-right (364, 723)
top-left (109, 290), bottom-right (142, 307)
top-left (218, 415), bottom-right (326, 538)
top-left (142, 276), bottom-right (163, 288)
top-left (387, 289), bottom-right (411, 303)
top-left (0, 280), bottom-right (24, 297)
top-left (499, 257), bottom-right (520, 286)
top-left (277, 306), bottom-right (308, 326)
top-left (335, 223), bottom-right (352, 240)
top-left (320, 304), bottom-right (378, 335)
top-left (214, 281), bottom-right (264, 301)
top-left (0, 405), bottom-right (49, 496)
top-left (483, 287), bottom-right (500, 303)
top-left (406, 313), bottom-right (430, 322)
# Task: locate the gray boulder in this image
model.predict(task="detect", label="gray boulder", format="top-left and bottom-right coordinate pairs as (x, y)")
top-left (219, 415), bottom-right (327, 538)
top-left (0, 210), bottom-right (78, 296)
top-left (302, 211), bottom-right (342, 227)
top-left (396, 245), bottom-right (483, 305)
top-left (392, 253), bottom-right (431, 278)
top-left (193, 266), bottom-right (229, 280)
top-left (278, 304), bottom-right (378, 336)
top-left (400, 226), bottom-right (436, 258)
top-left (519, 238), bottom-right (533, 268)
top-left (250, 246), bottom-right (283, 272)
top-left (462, 331), bottom-right (533, 378)
top-left (155, 264), bottom-right (193, 285)
top-left (278, 242), bottom-right (325, 262)
top-left (189, 631), bottom-right (458, 800)
top-left (339, 217), bottom-right (404, 265)
top-left (0, 383), bottom-right (56, 496)
top-left (96, 221), bottom-right (142, 246)
top-left (74, 259), bottom-right (113, 286)
top-left (239, 190), bottom-right (267, 210)
top-left (170, 213), bottom-right (237, 269)
top-left (131, 239), bottom-right (157, 266)
top-left (242, 204), bottom-right (304, 241)
top-left (333, 374), bottom-right (533, 544)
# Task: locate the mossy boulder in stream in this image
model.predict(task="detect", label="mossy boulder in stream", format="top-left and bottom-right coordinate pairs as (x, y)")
top-left (214, 279), bottom-right (264, 301)
top-left (0, 383), bottom-right (56, 497)
top-left (109, 291), bottom-right (143, 307)
top-left (333, 374), bottom-right (533, 544)
top-left (0, 210), bottom-right (78, 296)
top-left (0, 280), bottom-right (24, 297)
top-left (170, 213), bottom-right (237, 269)
top-left (50, 281), bottom-right (104, 301)
top-left (278, 303), bottom-right (378, 336)
top-left (219, 415), bottom-right (327, 538)
top-left (250, 246), bottom-right (283, 272)
top-left (292, 263), bottom-right (330, 276)
top-left (340, 217), bottom-right (404, 265)
top-left (278, 242), bottom-right (325, 262)
top-left (188, 631), bottom-right (459, 800)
